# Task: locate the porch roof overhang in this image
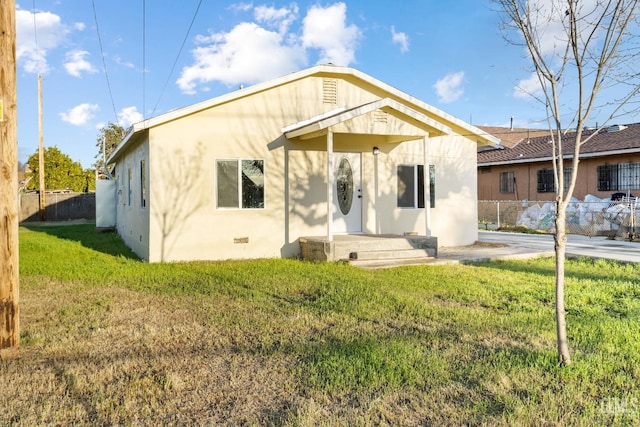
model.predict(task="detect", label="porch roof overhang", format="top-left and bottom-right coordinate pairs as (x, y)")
top-left (282, 98), bottom-right (451, 142)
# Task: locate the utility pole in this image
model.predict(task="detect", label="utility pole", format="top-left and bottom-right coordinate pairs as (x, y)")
top-left (38, 74), bottom-right (45, 220)
top-left (0, 0), bottom-right (20, 349)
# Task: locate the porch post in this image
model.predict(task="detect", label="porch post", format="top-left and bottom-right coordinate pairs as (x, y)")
top-left (327, 130), bottom-right (334, 241)
top-left (423, 134), bottom-right (431, 238)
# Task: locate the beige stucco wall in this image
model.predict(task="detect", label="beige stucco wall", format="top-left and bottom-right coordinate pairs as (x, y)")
top-left (429, 135), bottom-right (479, 246)
top-left (368, 134), bottom-right (479, 247)
top-left (117, 73), bottom-right (482, 261)
top-left (114, 136), bottom-right (150, 261)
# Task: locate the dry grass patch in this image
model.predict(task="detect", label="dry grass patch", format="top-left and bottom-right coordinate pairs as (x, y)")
top-left (5, 287), bottom-right (302, 425)
top-left (3, 225), bottom-right (640, 425)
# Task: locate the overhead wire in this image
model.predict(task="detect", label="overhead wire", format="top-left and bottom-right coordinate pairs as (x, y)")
top-left (150, 0), bottom-right (204, 118)
top-left (31, 0), bottom-right (39, 60)
top-left (91, 0), bottom-right (120, 127)
top-left (142, 0), bottom-right (146, 120)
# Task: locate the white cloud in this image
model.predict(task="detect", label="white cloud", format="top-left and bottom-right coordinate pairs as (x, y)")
top-left (16, 7), bottom-right (69, 73)
top-left (525, 0), bottom-right (567, 57)
top-left (177, 22), bottom-right (306, 93)
top-left (301, 3), bottom-right (361, 65)
top-left (513, 73), bottom-right (544, 99)
top-left (64, 50), bottom-right (97, 77)
top-left (391, 26), bottom-right (409, 53)
top-left (228, 2), bottom-right (253, 13)
top-left (60, 103), bottom-right (99, 126)
top-left (177, 2), bottom-right (361, 94)
top-left (433, 71), bottom-right (465, 103)
top-left (515, 0), bottom-right (603, 60)
top-left (114, 56), bottom-right (135, 69)
top-left (118, 106), bottom-right (143, 127)
top-left (74, 22), bottom-right (86, 31)
top-left (254, 4), bottom-right (299, 34)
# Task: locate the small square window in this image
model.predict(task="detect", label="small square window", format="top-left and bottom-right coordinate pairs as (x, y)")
top-left (500, 172), bottom-right (515, 193)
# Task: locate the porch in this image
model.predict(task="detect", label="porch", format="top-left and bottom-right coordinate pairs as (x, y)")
top-left (299, 234), bottom-right (438, 267)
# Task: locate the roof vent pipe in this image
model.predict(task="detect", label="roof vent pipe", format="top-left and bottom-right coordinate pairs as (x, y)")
top-left (607, 124), bottom-right (627, 133)
top-left (510, 116), bottom-right (514, 131)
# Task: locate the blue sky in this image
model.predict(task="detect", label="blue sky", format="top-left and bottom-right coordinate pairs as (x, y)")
top-left (14, 0), bottom-right (626, 168)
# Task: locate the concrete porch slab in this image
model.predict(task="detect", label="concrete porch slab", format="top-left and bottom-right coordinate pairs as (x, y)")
top-left (299, 234), bottom-right (438, 262)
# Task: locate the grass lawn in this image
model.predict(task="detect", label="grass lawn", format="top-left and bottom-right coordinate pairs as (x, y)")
top-left (2, 224), bottom-right (640, 425)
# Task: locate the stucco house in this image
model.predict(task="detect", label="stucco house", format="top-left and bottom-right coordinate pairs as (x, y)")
top-left (104, 65), bottom-right (499, 262)
top-left (477, 123), bottom-right (640, 201)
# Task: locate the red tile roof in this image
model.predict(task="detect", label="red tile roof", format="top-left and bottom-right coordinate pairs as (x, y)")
top-left (478, 123), bottom-right (640, 165)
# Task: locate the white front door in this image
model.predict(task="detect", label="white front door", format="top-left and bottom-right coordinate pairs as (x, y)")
top-left (332, 152), bottom-right (362, 233)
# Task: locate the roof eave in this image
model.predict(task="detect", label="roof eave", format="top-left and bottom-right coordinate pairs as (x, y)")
top-left (113, 64), bottom-right (497, 161)
top-left (107, 122), bottom-right (145, 164)
top-left (478, 147), bottom-right (640, 167)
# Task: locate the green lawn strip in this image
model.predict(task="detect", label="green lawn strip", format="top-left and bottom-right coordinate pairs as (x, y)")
top-left (14, 224), bottom-right (640, 425)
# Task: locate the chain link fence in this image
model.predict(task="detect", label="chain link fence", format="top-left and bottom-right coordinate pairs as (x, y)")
top-left (479, 198), bottom-right (640, 240)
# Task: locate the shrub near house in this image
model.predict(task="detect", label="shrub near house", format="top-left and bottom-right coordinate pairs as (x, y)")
top-left (26, 146), bottom-right (95, 192)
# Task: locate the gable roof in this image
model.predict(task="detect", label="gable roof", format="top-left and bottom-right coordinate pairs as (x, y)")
top-left (478, 123), bottom-right (640, 166)
top-left (109, 65), bottom-right (499, 163)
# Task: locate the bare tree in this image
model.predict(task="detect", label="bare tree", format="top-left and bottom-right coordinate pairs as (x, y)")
top-left (495, 0), bottom-right (640, 365)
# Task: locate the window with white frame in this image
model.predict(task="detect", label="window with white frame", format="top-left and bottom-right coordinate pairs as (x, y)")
top-left (397, 164), bottom-right (435, 208)
top-left (127, 168), bottom-right (132, 206)
top-left (140, 160), bottom-right (147, 208)
top-left (216, 159), bottom-right (264, 209)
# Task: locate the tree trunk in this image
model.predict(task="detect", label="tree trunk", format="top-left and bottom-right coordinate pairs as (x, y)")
top-left (0, 0), bottom-right (19, 350)
top-left (554, 203), bottom-right (571, 365)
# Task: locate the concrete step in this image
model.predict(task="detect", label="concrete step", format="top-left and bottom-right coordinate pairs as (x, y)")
top-left (349, 248), bottom-right (434, 260)
top-left (348, 256), bottom-right (437, 269)
top-left (299, 234), bottom-right (438, 262)
top-left (334, 238), bottom-right (416, 253)
top-left (332, 236), bottom-right (437, 259)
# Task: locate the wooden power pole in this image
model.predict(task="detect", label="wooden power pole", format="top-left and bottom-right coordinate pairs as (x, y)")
top-left (0, 0), bottom-right (20, 349)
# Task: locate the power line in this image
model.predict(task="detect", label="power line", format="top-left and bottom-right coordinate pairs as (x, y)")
top-left (150, 0), bottom-right (204, 118)
top-left (31, 0), bottom-right (39, 57)
top-left (142, 0), bottom-right (146, 119)
top-left (91, 0), bottom-right (120, 126)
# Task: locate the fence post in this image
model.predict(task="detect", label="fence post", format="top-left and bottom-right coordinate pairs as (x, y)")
top-left (497, 202), bottom-right (500, 228)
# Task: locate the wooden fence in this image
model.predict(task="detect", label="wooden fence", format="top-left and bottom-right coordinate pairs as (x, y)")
top-left (19, 192), bottom-right (95, 223)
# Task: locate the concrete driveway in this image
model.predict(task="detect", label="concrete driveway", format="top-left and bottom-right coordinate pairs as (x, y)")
top-left (436, 231), bottom-right (640, 264)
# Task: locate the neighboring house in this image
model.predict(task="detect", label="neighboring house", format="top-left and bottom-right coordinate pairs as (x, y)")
top-left (106, 64), bottom-right (499, 262)
top-left (477, 126), bottom-right (550, 150)
top-left (477, 123), bottom-right (640, 201)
